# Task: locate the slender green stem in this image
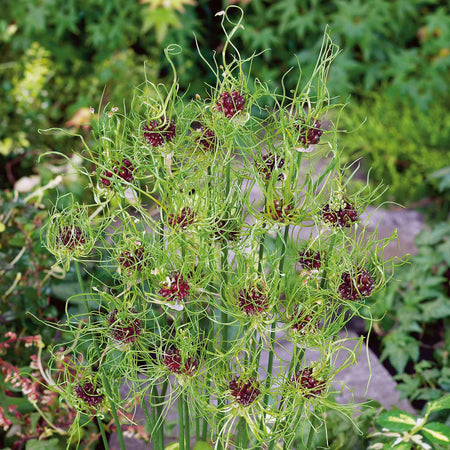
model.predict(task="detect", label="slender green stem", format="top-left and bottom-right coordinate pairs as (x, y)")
top-left (95, 417), bottom-right (109, 450)
top-left (74, 261), bottom-right (126, 450)
top-left (141, 395), bottom-right (155, 445)
top-left (195, 416), bottom-right (200, 441)
top-left (320, 232), bottom-right (336, 289)
top-left (184, 395), bottom-right (190, 450)
top-left (178, 393), bottom-right (185, 450)
top-left (156, 382), bottom-right (168, 449)
top-left (306, 420), bottom-right (315, 449)
top-left (237, 417), bottom-right (248, 449)
top-left (201, 379), bottom-right (210, 440)
top-left (221, 160), bottom-right (231, 354)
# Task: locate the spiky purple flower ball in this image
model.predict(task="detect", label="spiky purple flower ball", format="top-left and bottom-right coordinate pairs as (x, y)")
top-left (292, 368), bottom-right (325, 398)
top-left (216, 91), bottom-right (245, 118)
top-left (74, 381), bottom-right (104, 407)
top-left (143, 119), bottom-right (176, 147)
top-left (338, 269), bottom-right (374, 301)
top-left (229, 376), bottom-right (260, 406)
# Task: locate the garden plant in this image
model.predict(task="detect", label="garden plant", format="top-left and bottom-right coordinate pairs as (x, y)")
top-left (17, 7), bottom-right (406, 449)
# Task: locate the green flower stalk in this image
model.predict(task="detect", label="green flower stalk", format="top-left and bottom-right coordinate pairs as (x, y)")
top-left (40, 6), bottom-right (400, 449)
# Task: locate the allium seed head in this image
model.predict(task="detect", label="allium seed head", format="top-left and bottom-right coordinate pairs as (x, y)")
top-left (74, 381), bottom-right (104, 407)
top-left (292, 368), bottom-right (325, 398)
top-left (108, 308), bottom-right (142, 344)
top-left (321, 201), bottom-right (358, 227)
top-left (238, 283), bottom-right (268, 316)
top-left (58, 226), bottom-right (85, 249)
top-left (143, 119), bottom-right (176, 147)
top-left (338, 269), bottom-right (374, 301)
top-left (229, 376), bottom-right (260, 406)
top-left (216, 91), bottom-right (245, 118)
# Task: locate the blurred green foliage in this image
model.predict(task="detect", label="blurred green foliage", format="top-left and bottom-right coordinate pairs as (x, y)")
top-left (339, 91), bottom-right (450, 209)
top-left (1, 0), bottom-right (448, 189)
top-left (237, 0), bottom-right (449, 109)
top-left (371, 222), bottom-right (450, 412)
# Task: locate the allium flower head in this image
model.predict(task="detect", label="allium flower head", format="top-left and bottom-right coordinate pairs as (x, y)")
top-left (238, 282), bottom-right (268, 316)
top-left (100, 158), bottom-right (135, 187)
top-left (216, 90), bottom-right (246, 118)
top-left (119, 245), bottom-right (145, 272)
top-left (196, 126), bottom-right (216, 151)
top-left (256, 153), bottom-right (285, 181)
top-left (143, 119), bottom-right (176, 147)
top-left (298, 249), bottom-right (324, 271)
top-left (74, 381), bottom-right (104, 408)
top-left (338, 268), bottom-right (374, 301)
top-left (108, 308), bottom-right (142, 344)
top-left (291, 312), bottom-right (316, 334)
top-left (296, 118), bottom-right (323, 147)
top-left (213, 217), bottom-right (240, 242)
top-left (159, 272), bottom-right (190, 310)
top-left (163, 348), bottom-right (199, 376)
top-left (292, 367), bottom-right (325, 398)
top-left (58, 226), bottom-right (85, 250)
top-left (229, 375), bottom-right (261, 406)
top-left (168, 207), bottom-right (196, 229)
top-left (322, 200), bottom-right (358, 227)
top-left (267, 198), bottom-right (295, 222)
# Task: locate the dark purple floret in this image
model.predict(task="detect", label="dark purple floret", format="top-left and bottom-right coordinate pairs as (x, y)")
top-left (143, 119), bottom-right (176, 147)
top-left (58, 226), bottom-right (85, 249)
top-left (322, 201), bottom-right (358, 227)
top-left (338, 269), bottom-right (374, 301)
top-left (229, 376), bottom-right (260, 406)
top-left (216, 91), bottom-right (246, 118)
top-left (238, 283), bottom-right (268, 316)
top-left (296, 118), bottom-right (323, 147)
top-left (292, 367), bottom-right (325, 398)
top-left (108, 308), bottom-right (141, 344)
top-left (74, 381), bottom-right (104, 407)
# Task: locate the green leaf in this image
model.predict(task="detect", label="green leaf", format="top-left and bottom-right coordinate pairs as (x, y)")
top-left (429, 394), bottom-right (450, 412)
top-left (422, 422), bottom-right (450, 444)
top-left (376, 409), bottom-right (417, 432)
top-left (165, 444), bottom-right (179, 450)
top-left (25, 438), bottom-right (62, 450)
top-left (193, 442), bottom-right (212, 450)
top-left (142, 8), bottom-right (180, 43)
